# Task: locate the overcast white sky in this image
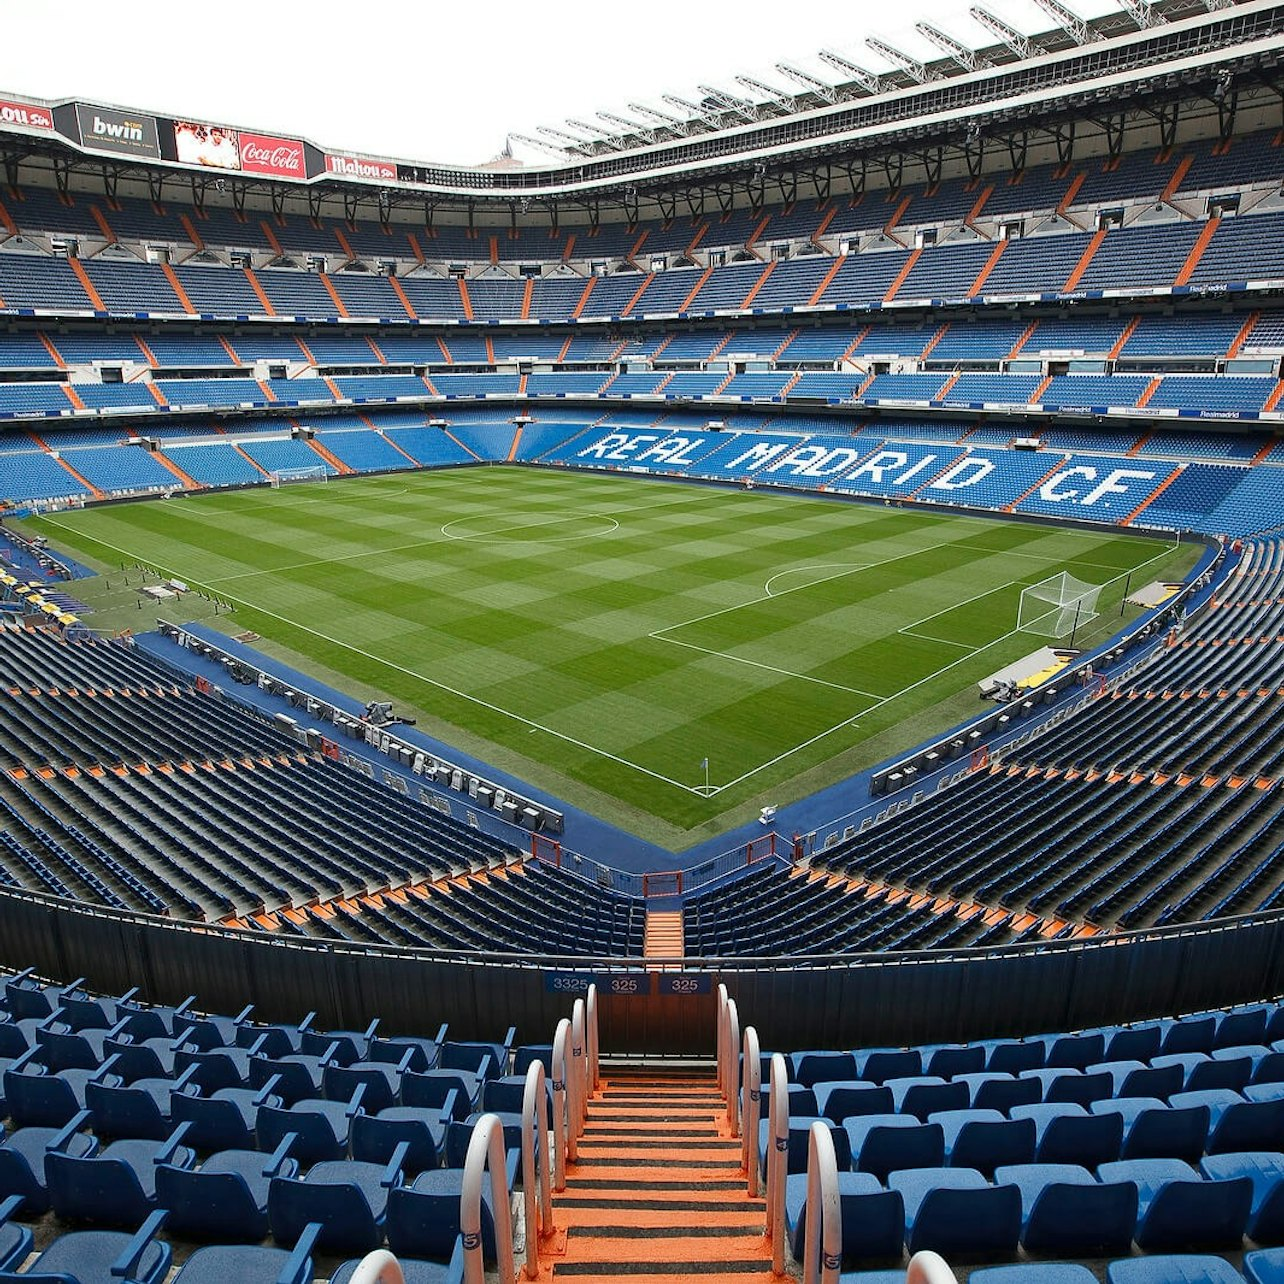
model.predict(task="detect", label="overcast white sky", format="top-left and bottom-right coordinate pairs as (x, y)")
top-left (0, 0), bottom-right (1120, 167)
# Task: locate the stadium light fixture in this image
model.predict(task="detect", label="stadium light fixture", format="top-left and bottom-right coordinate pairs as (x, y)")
top-left (1116, 0), bottom-right (1165, 26)
top-left (508, 133), bottom-right (569, 159)
top-left (733, 74), bottom-right (794, 110)
top-left (536, 125), bottom-right (591, 146)
top-left (865, 37), bottom-right (941, 84)
top-left (697, 85), bottom-right (761, 122)
top-left (968, 7), bottom-right (1042, 58)
top-left (817, 50), bottom-right (888, 95)
top-left (775, 63), bottom-right (842, 104)
top-left (915, 22), bottom-right (992, 71)
top-left (596, 111), bottom-right (658, 144)
top-left (1031, 0), bottom-right (1100, 45)
top-left (628, 102), bottom-right (692, 136)
top-left (661, 93), bottom-right (726, 128)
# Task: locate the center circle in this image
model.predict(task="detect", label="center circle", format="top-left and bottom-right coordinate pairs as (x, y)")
top-left (440, 513), bottom-right (620, 544)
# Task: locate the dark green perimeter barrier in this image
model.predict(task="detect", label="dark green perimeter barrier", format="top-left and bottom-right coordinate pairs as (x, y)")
top-left (0, 887), bottom-right (1281, 1055)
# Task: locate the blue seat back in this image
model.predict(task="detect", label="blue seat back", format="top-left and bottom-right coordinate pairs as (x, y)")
top-left (907, 1183), bottom-right (1022, 1255)
top-left (1122, 1104), bottom-right (1209, 1163)
top-left (45, 1150), bottom-right (150, 1227)
top-left (268, 1176), bottom-right (380, 1256)
top-left (156, 1164), bottom-right (267, 1241)
top-left (1022, 1180), bottom-right (1138, 1254)
top-left (257, 1106), bottom-right (346, 1165)
top-left (351, 1114), bottom-right (441, 1176)
top-left (1135, 1175), bottom-right (1253, 1251)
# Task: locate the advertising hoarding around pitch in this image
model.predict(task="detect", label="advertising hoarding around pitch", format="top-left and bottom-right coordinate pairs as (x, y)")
top-left (0, 98), bottom-right (53, 132)
top-left (75, 104), bottom-right (160, 159)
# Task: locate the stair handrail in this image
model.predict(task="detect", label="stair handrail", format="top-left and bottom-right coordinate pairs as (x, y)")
top-left (765, 1051), bottom-right (789, 1275)
top-left (521, 1058), bottom-right (555, 1279)
top-left (742, 1024), bottom-right (762, 1195)
top-left (907, 1251), bottom-right (955, 1284)
top-left (461, 1112), bottom-right (516, 1284)
top-left (348, 1250), bottom-right (405, 1284)
top-left (802, 1120), bottom-right (841, 1284)
top-left (571, 996), bottom-right (587, 1145)
top-left (724, 996), bottom-right (740, 1132)
top-left (551, 1015), bottom-right (572, 1189)
top-left (716, 983), bottom-right (729, 1099)
top-left (586, 981), bottom-right (599, 1091)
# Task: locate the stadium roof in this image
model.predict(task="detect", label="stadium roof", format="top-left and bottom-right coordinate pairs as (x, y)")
top-left (0, 0), bottom-right (1279, 218)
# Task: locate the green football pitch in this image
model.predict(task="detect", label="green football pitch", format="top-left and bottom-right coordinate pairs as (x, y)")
top-left (23, 466), bottom-right (1199, 845)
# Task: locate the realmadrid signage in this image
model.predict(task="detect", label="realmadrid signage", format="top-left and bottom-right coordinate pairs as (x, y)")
top-left (74, 103), bottom-right (160, 159)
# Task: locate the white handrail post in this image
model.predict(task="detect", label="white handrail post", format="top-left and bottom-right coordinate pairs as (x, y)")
top-left (765, 1051), bottom-right (789, 1276)
top-left (907, 1250), bottom-right (955, 1284)
top-left (716, 983), bottom-right (729, 1099)
top-left (801, 1122), bottom-right (841, 1284)
top-left (742, 1025), bottom-right (762, 1196)
top-left (521, 1059), bottom-right (554, 1279)
top-left (570, 997), bottom-right (586, 1157)
top-left (461, 1113), bottom-right (516, 1284)
top-left (586, 983), bottom-right (599, 1091)
top-left (724, 998), bottom-right (740, 1133)
top-left (550, 1016), bottom-right (571, 1191)
top-left (349, 1250), bottom-right (406, 1284)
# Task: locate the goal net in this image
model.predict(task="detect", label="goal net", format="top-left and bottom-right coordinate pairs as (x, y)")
top-left (268, 466), bottom-right (330, 489)
top-left (1018, 571), bottom-right (1103, 638)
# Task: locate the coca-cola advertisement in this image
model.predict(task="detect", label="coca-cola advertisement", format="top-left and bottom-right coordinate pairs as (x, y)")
top-left (240, 131), bottom-right (306, 179)
top-left (326, 153), bottom-right (397, 182)
top-left (173, 119), bottom-right (241, 170)
top-left (0, 98), bottom-right (53, 132)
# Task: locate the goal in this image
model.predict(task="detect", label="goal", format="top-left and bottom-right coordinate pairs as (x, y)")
top-left (268, 466), bottom-right (330, 489)
top-left (1018, 571), bottom-right (1103, 638)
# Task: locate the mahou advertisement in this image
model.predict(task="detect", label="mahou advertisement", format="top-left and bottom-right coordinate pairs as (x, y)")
top-left (325, 153), bottom-right (397, 182)
top-left (239, 131), bottom-right (306, 179)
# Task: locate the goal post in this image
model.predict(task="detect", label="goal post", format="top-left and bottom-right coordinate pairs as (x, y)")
top-left (1018, 571), bottom-right (1103, 638)
top-left (268, 466), bottom-right (330, 489)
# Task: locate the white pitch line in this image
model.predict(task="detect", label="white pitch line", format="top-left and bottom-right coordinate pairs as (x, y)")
top-left (651, 536), bottom-right (969, 639)
top-left (763, 563), bottom-right (867, 598)
top-left (652, 633), bottom-right (885, 698)
top-left (208, 535), bottom-right (456, 584)
top-left (439, 512), bottom-right (618, 542)
top-left (899, 630), bottom-right (976, 649)
top-left (196, 488), bottom-right (710, 585)
top-left (35, 501), bottom-right (1186, 804)
top-left (30, 514), bottom-right (711, 798)
top-left (901, 576), bottom-right (1023, 632)
top-left (707, 537), bottom-right (1185, 793)
top-left (955, 544), bottom-right (1159, 571)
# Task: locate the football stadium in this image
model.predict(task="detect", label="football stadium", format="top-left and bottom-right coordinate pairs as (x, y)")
top-left (2, 1), bottom-right (1284, 1279)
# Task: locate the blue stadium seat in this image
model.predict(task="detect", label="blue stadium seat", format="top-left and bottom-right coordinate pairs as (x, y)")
top-left (1098, 1157), bottom-right (1252, 1251)
top-left (784, 1170), bottom-right (904, 1264)
top-left (886, 1166), bottom-right (1022, 1256)
top-left (0, 1209), bottom-right (171, 1284)
top-left (169, 1221), bottom-right (321, 1284)
top-left (156, 1135), bottom-right (298, 1241)
top-left (995, 1161), bottom-right (1138, 1255)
